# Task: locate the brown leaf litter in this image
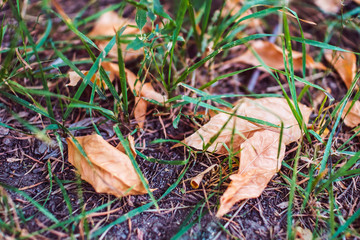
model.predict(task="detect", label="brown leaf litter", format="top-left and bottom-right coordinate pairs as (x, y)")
top-left (180, 97), bottom-right (312, 217)
top-left (67, 134), bottom-right (147, 197)
top-left (218, 40), bottom-right (325, 72)
top-left (325, 50), bottom-right (357, 89)
top-left (88, 11), bottom-right (144, 62)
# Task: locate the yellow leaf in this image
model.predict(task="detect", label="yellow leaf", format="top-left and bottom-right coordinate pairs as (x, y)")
top-left (314, 0), bottom-right (340, 13)
top-left (88, 11), bottom-right (142, 62)
top-left (341, 101), bottom-right (360, 128)
top-left (67, 62), bottom-right (117, 88)
top-left (133, 97), bottom-right (148, 129)
top-left (221, 41), bottom-right (325, 72)
top-left (116, 135), bottom-right (136, 157)
top-left (67, 134), bottom-right (147, 197)
top-left (325, 50), bottom-right (357, 89)
top-left (221, 0), bottom-right (260, 28)
top-left (295, 226), bottom-right (313, 240)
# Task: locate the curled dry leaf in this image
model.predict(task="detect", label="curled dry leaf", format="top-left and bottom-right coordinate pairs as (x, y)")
top-left (220, 41), bottom-right (325, 72)
top-left (314, 0), bottom-right (340, 13)
top-left (325, 50), bottom-right (357, 89)
top-left (341, 101), bottom-right (360, 128)
top-left (190, 164), bottom-right (217, 189)
top-left (181, 97), bottom-right (312, 216)
top-left (67, 134), bottom-right (147, 197)
top-left (88, 11), bottom-right (142, 62)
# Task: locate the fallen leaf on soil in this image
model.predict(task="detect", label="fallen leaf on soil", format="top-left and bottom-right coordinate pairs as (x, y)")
top-left (124, 66), bottom-right (168, 128)
top-left (221, 0), bottom-right (260, 28)
top-left (217, 130), bottom-right (286, 217)
top-left (67, 134), bottom-right (147, 197)
top-left (314, 0), bottom-right (340, 13)
top-left (295, 226), bottom-right (313, 240)
top-left (116, 135), bottom-right (136, 156)
top-left (220, 41), bottom-right (325, 72)
top-left (67, 62), bottom-right (117, 88)
top-left (325, 50), bottom-right (357, 89)
top-left (88, 11), bottom-right (143, 62)
top-left (181, 97), bottom-right (312, 216)
top-left (341, 101), bottom-right (360, 128)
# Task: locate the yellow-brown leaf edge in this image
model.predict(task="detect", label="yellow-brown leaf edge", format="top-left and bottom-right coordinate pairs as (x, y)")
top-left (67, 134), bottom-right (147, 197)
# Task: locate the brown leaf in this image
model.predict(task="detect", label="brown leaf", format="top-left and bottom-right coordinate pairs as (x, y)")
top-left (325, 50), bottom-right (357, 89)
top-left (314, 0), bottom-right (340, 13)
top-left (67, 71), bottom-right (106, 88)
top-left (221, 0), bottom-right (260, 28)
top-left (67, 62), bottom-right (117, 88)
top-left (295, 226), bottom-right (313, 240)
top-left (183, 97), bottom-right (312, 154)
top-left (116, 135), bottom-right (136, 157)
top-left (181, 98), bottom-right (312, 216)
top-left (67, 134), bottom-right (147, 197)
top-left (133, 97), bottom-right (148, 129)
top-left (221, 41), bottom-right (325, 72)
top-left (124, 66), bottom-right (167, 128)
top-left (341, 101), bottom-right (360, 128)
top-left (216, 130), bottom-right (286, 217)
top-left (88, 11), bottom-right (142, 62)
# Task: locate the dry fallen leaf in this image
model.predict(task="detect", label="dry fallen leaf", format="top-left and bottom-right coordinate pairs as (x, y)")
top-left (220, 40), bottom-right (325, 72)
top-left (325, 50), bottom-right (357, 89)
top-left (216, 130), bottom-right (286, 217)
top-left (221, 0), bottom-right (260, 28)
top-left (67, 134), bottom-right (147, 197)
top-left (181, 97), bottom-right (312, 216)
top-left (314, 0), bottom-right (340, 13)
top-left (124, 66), bottom-right (167, 128)
top-left (67, 62), bottom-right (117, 88)
top-left (295, 226), bottom-right (313, 240)
top-left (88, 11), bottom-right (142, 62)
top-left (183, 97), bottom-right (312, 154)
top-left (341, 101), bottom-right (360, 128)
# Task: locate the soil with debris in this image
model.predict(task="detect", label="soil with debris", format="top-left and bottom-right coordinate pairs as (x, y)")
top-left (1, 0), bottom-right (360, 239)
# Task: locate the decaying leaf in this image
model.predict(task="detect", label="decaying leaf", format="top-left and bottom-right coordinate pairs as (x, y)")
top-left (216, 130), bottom-right (286, 217)
top-left (181, 97), bottom-right (312, 216)
top-left (67, 62), bottom-right (117, 88)
top-left (124, 66), bottom-right (168, 128)
top-left (88, 11), bottom-right (143, 62)
top-left (116, 135), bottom-right (136, 156)
top-left (314, 0), bottom-right (340, 13)
top-left (67, 134), bottom-right (147, 197)
top-left (341, 101), bottom-right (360, 128)
top-left (223, 41), bottom-right (325, 72)
top-left (183, 98), bottom-right (312, 154)
top-left (295, 226), bottom-right (313, 240)
top-left (221, 0), bottom-right (260, 28)
top-left (325, 50), bottom-right (357, 89)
